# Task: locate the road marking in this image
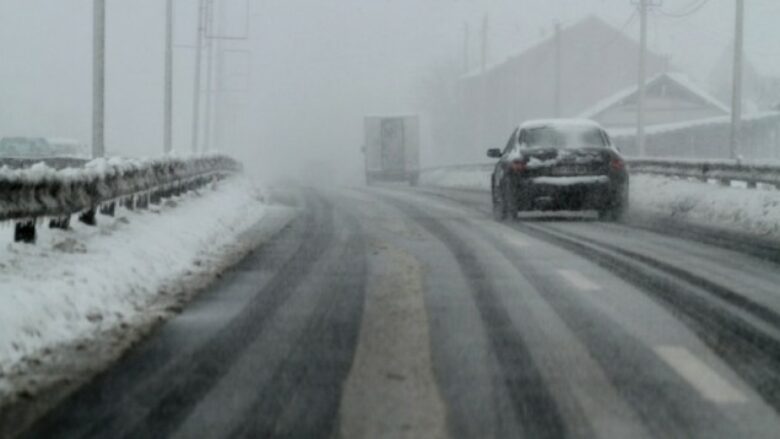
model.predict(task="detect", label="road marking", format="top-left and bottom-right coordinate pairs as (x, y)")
top-left (557, 269), bottom-right (601, 291)
top-left (339, 246), bottom-right (448, 438)
top-left (655, 345), bottom-right (748, 404)
top-left (506, 234), bottom-right (530, 248)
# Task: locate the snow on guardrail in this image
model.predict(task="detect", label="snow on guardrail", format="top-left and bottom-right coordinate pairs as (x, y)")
top-left (628, 157), bottom-right (780, 188)
top-left (0, 154), bottom-right (241, 243)
top-left (0, 157), bottom-right (90, 170)
top-left (419, 158), bottom-right (780, 190)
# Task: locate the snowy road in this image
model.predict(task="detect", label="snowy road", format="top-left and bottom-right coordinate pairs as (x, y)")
top-left (19, 185), bottom-right (780, 438)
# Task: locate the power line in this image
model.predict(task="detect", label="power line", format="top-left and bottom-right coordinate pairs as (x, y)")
top-left (590, 9), bottom-right (638, 54)
top-left (658, 0), bottom-right (711, 18)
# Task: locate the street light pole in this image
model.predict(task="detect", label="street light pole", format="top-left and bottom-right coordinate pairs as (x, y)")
top-left (636, 0), bottom-right (648, 157)
top-left (463, 22), bottom-right (470, 74)
top-left (730, 0), bottom-right (745, 159)
top-left (554, 22), bottom-right (562, 118)
top-left (163, 0), bottom-right (174, 154)
top-left (191, 0), bottom-right (206, 153)
top-left (203, 0), bottom-right (215, 152)
top-left (213, 0), bottom-right (227, 152)
top-left (92, 0), bottom-right (106, 158)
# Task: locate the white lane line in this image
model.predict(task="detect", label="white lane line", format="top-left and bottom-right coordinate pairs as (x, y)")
top-left (655, 345), bottom-right (748, 404)
top-left (557, 269), bottom-right (601, 291)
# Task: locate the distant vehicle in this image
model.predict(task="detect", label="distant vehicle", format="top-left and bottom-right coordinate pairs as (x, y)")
top-left (487, 119), bottom-right (629, 221)
top-left (0, 137), bottom-right (89, 159)
top-left (363, 115), bottom-right (420, 185)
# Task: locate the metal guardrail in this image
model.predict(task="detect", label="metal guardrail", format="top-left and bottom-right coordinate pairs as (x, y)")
top-left (627, 158), bottom-right (780, 188)
top-left (420, 158), bottom-right (780, 190)
top-left (0, 157), bottom-right (90, 170)
top-left (1, 154), bottom-right (241, 243)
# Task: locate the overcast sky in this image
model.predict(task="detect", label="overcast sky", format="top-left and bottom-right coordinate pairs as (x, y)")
top-left (1, 0), bottom-right (778, 181)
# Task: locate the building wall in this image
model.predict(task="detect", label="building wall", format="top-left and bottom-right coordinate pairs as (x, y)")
top-left (596, 97), bottom-right (726, 128)
top-left (451, 17), bottom-right (669, 162)
top-left (612, 113), bottom-right (780, 159)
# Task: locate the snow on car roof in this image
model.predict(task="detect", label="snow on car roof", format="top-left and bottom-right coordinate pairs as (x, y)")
top-left (519, 119), bottom-right (604, 130)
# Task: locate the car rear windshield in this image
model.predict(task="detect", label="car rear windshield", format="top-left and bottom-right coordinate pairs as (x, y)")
top-left (522, 126), bottom-right (607, 149)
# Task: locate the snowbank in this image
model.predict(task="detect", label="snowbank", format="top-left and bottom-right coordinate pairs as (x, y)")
top-left (418, 167), bottom-right (491, 191)
top-left (630, 174), bottom-right (780, 239)
top-left (0, 176), bottom-right (271, 390)
top-left (419, 167), bottom-right (780, 241)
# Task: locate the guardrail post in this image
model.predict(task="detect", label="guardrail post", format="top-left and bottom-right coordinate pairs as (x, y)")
top-left (49, 216), bottom-right (71, 230)
top-left (79, 208), bottom-right (97, 226)
top-left (100, 202), bottom-right (116, 217)
top-left (14, 221), bottom-right (36, 244)
top-left (137, 194), bottom-right (149, 209)
top-left (747, 181), bottom-right (757, 189)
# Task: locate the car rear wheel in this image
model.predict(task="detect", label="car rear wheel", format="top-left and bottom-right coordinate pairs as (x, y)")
top-left (598, 189), bottom-right (628, 221)
top-left (598, 207), bottom-right (621, 221)
top-left (492, 185), bottom-right (507, 221)
top-left (500, 182), bottom-right (520, 221)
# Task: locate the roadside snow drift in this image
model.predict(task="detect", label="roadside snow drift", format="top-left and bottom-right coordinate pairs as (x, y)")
top-left (0, 177), bottom-right (268, 384)
top-left (419, 167), bottom-right (491, 191)
top-left (631, 174), bottom-right (780, 239)
top-left (419, 167), bottom-right (780, 241)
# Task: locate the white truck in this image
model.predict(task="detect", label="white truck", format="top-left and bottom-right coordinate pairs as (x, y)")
top-left (363, 115), bottom-right (420, 185)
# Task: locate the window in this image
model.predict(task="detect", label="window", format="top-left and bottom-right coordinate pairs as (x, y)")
top-left (521, 126), bottom-right (607, 149)
top-left (502, 129), bottom-right (518, 154)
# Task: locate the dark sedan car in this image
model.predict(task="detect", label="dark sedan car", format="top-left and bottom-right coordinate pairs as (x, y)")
top-left (488, 119), bottom-right (629, 221)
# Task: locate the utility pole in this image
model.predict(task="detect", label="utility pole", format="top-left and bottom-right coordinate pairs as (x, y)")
top-left (191, 0), bottom-right (206, 153)
top-left (213, 0), bottom-right (228, 152)
top-left (163, 0), bottom-right (174, 154)
top-left (636, 0), bottom-right (648, 157)
top-left (92, 0), bottom-right (106, 158)
top-left (554, 22), bottom-right (562, 117)
top-left (480, 14), bottom-right (489, 73)
top-left (480, 14), bottom-right (489, 146)
top-left (463, 22), bottom-right (470, 74)
top-left (203, 0), bottom-right (215, 152)
top-left (730, 0), bottom-right (745, 159)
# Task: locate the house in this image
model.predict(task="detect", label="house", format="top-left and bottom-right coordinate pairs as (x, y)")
top-left (447, 16), bottom-right (670, 161)
top-left (579, 72), bottom-right (730, 129)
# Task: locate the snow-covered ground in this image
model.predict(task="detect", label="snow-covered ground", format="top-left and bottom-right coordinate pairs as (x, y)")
top-left (0, 176), bottom-right (286, 399)
top-left (630, 174), bottom-right (780, 239)
top-left (420, 167), bottom-right (780, 241)
top-left (419, 167), bottom-right (491, 192)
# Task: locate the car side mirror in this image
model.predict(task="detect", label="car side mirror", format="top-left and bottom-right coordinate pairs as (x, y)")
top-left (486, 148), bottom-right (502, 159)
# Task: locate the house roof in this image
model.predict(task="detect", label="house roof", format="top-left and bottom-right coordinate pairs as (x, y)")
top-left (578, 72), bottom-right (730, 119)
top-left (461, 15), bottom-right (659, 80)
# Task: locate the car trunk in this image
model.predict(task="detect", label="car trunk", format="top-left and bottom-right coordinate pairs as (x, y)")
top-left (523, 147), bottom-right (610, 177)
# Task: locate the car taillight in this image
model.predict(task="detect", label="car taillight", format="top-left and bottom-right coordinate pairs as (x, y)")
top-left (510, 160), bottom-right (527, 173)
top-left (610, 158), bottom-right (625, 171)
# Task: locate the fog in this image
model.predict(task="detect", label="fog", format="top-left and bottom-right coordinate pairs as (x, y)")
top-left (1, 0), bottom-right (779, 184)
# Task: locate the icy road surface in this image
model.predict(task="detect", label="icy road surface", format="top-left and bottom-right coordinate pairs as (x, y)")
top-left (18, 185), bottom-right (780, 439)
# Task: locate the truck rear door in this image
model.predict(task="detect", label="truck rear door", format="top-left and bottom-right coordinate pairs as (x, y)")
top-left (380, 117), bottom-right (406, 174)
